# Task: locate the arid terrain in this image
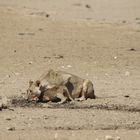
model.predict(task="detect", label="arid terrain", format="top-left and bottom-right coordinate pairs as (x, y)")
top-left (0, 0), bottom-right (140, 140)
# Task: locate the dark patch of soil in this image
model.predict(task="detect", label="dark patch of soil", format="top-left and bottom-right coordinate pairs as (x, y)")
top-left (9, 96), bottom-right (140, 113)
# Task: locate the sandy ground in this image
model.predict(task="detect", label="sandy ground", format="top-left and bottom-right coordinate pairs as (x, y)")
top-left (0, 0), bottom-right (140, 139)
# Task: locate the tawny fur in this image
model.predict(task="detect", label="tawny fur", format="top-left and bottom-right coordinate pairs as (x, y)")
top-left (26, 69), bottom-right (95, 103)
top-left (39, 85), bottom-right (74, 104)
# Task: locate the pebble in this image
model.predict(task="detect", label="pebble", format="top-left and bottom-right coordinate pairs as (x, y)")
top-left (18, 33), bottom-right (25, 35)
top-left (43, 115), bottom-right (49, 120)
top-left (114, 56), bottom-right (117, 59)
top-left (7, 127), bottom-right (15, 131)
top-left (54, 55), bottom-right (64, 59)
top-left (61, 66), bottom-right (65, 68)
top-left (71, 131), bottom-right (75, 137)
top-left (38, 28), bottom-right (43, 31)
top-left (129, 48), bottom-right (136, 51)
top-left (105, 73), bottom-right (109, 76)
top-left (28, 61), bottom-right (33, 65)
top-left (125, 71), bottom-right (130, 76)
top-left (5, 117), bottom-right (11, 121)
top-left (116, 136), bottom-right (121, 140)
top-left (0, 81), bottom-right (5, 84)
top-left (29, 61), bottom-right (33, 65)
top-left (0, 102), bottom-right (2, 110)
top-left (105, 135), bottom-right (114, 140)
top-left (67, 65), bottom-right (72, 68)
top-left (54, 133), bottom-right (58, 139)
top-left (28, 118), bottom-right (32, 121)
top-left (85, 4), bottom-right (91, 8)
top-left (20, 113), bottom-right (25, 117)
top-left (1, 96), bottom-right (9, 109)
top-left (6, 75), bottom-right (11, 78)
top-left (124, 95), bottom-right (129, 98)
top-left (41, 103), bottom-right (53, 108)
top-left (14, 72), bottom-right (20, 76)
top-left (136, 17), bottom-right (140, 20)
top-left (122, 20), bottom-right (126, 23)
top-left (45, 14), bottom-right (50, 18)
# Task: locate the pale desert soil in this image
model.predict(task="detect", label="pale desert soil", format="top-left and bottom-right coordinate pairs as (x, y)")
top-left (0, 0), bottom-right (140, 140)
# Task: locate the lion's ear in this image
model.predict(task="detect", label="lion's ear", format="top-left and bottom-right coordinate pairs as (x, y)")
top-left (35, 80), bottom-right (41, 87)
top-left (29, 80), bottom-right (34, 87)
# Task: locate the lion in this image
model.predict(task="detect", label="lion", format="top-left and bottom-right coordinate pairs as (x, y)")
top-left (26, 69), bottom-right (72, 102)
top-left (26, 80), bottom-right (42, 101)
top-left (38, 85), bottom-right (74, 104)
top-left (26, 69), bottom-right (95, 103)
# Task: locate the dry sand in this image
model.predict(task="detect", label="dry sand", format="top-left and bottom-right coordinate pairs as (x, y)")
top-left (0, 0), bottom-right (140, 139)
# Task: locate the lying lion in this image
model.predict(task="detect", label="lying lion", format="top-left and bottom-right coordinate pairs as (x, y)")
top-left (39, 85), bottom-right (74, 104)
top-left (26, 69), bottom-right (95, 103)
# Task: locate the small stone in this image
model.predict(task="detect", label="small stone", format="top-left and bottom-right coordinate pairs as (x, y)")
top-left (38, 28), bottom-right (43, 31)
top-left (43, 56), bottom-right (51, 59)
top-left (54, 133), bottom-right (58, 139)
top-left (6, 75), bottom-right (11, 78)
top-left (0, 102), bottom-right (2, 111)
top-left (71, 131), bottom-right (75, 137)
top-left (54, 55), bottom-right (64, 59)
top-left (105, 73), bottom-right (109, 76)
top-left (122, 20), bottom-right (126, 23)
top-left (86, 73), bottom-right (89, 76)
top-left (124, 95), bottom-right (129, 98)
top-left (18, 33), bottom-right (25, 35)
top-left (136, 22), bottom-right (140, 24)
top-left (2, 97), bottom-right (9, 109)
top-left (28, 118), bottom-right (32, 121)
top-left (85, 4), bottom-right (91, 8)
top-left (129, 48), bottom-right (136, 51)
top-left (114, 56), bottom-right (117, 59)
top-left (7, 127), bottom-right (15, 131)
top-left (105, 135), bottom-right (114, 140)
top-left (20, 113), bottom-right (25, 117)
top-left (14, 50), bottom-right (16, 53)
top-left (14, 72), bottom-right (20, 76)
top-left (44, 115), bottom-right (49, 120)
top-left (116, 136), bottom-right (121, 140)
top-left (45, 14), bottom-right (50, 18)
top-left (27, 33), bottom-right (35, 36)
top-left (29, 61), bottom-right (33, 64)
top-left (5, 117), bottom-right (11, 121)
top-left (135, 17), bottom-right (140, 20)
top-left (41, 104), bottom-right (52, 108)
top-left (0, 81), bottom-right (5, 84)
top-left (67, 65), bottom-right (72, 68)
top-left (61, 66), bottom-right (65, 68)
top-left (73, 3), bottom-right (81, 7)
top-left (125, 71), bottom-right (130, 76)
